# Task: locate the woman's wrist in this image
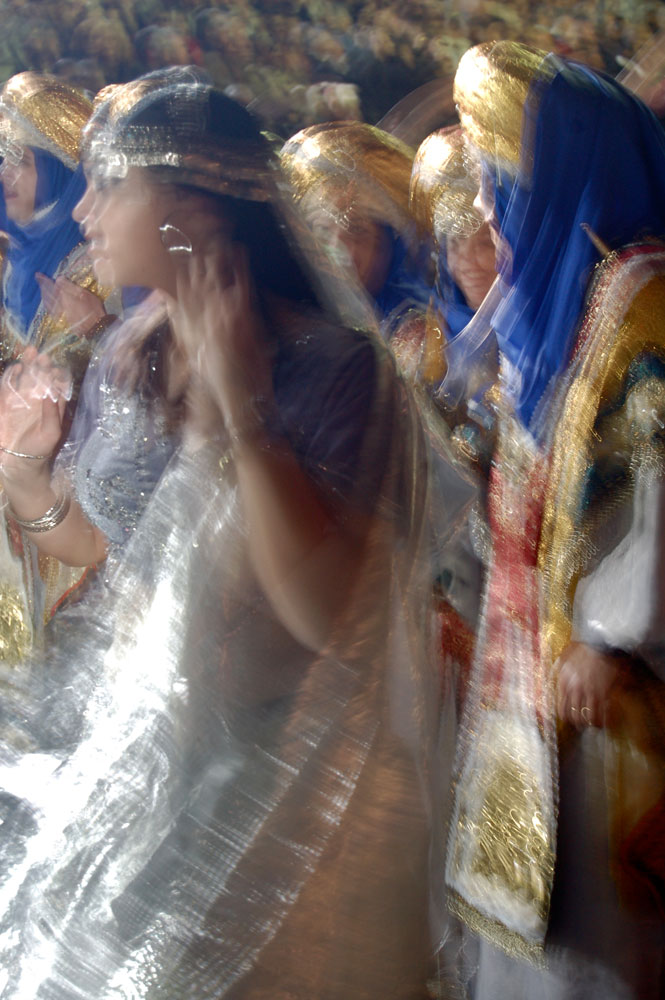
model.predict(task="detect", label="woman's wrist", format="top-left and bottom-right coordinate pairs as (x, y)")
top-left (0, 455), bottom-right (52, 493)
top-left (1, 472), bottom-right (57, 520)
top-left (10, 490), bottom-right (71, 533)
top-left (222, 391), bottom-right (283, 453)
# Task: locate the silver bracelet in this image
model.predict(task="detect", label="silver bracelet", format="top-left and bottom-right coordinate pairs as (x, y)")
top-left (11, 492), bottom-right (71, 532)
top-left (0, 443), bottom-right (52, 461)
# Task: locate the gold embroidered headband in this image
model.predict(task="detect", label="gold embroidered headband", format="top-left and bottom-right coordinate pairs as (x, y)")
top-left (84, 75), bottom-right (277, 203)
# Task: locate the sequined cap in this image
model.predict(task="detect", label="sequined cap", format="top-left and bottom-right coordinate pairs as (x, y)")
top-left (454, 42), bottom-right (551, 168)
top-left (280, 121), bottom-right (415, 236)
top-left (0, 73), bottom-right (92, 170)
top-left (83, 71), bottom-right (276, 203)
top-left (409, 126), bottom-right (483, 242)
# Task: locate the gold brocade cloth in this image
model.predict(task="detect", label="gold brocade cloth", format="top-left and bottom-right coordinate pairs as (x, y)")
top-left (447, 242), bottom-right (665, 956)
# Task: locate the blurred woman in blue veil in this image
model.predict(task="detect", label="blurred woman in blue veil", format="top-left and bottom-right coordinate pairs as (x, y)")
top-left (444, 41), bottom-right (665, 1000)
top-left (410, 126), bottom-right (498, 447)
top-left (0, 73), bottom-right (113, 369)
top-left (0, 73), bottom-right (114, 665)
top-left (411, 127), bottom-right (495, 340)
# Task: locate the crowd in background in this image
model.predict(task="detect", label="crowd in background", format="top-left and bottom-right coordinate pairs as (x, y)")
top-left (1, 0), bottom-right (663, 131)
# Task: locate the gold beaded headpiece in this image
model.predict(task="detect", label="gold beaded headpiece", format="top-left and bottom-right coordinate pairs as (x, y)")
top-left (454, 41), bottom-right (551, 170)
top-left (280, 121), bottom-right (415, 237)
top-left (83, 70), bottom-right (276, 203)
top-left (0, 73), bottom-right (92, 170)
top-left (409, 126), bottom-right (483, 242)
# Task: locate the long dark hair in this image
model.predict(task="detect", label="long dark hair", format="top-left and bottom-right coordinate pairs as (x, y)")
top-left (127, 84), bottom-right (321, 309)
top-left (100, 78), bottom-right (323, 408)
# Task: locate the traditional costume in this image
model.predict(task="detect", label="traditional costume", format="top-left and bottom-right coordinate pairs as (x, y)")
top-left (0, 73), bottom-right (113, 665)
top-left (444, 41), bottom-right (665, 999)
top-left (280, 121), bottom-right (432, 367)
top-left (0, 70), bottom-right (441, 1000)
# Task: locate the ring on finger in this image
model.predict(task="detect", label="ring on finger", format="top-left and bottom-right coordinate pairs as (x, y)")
top-left (580, 705), bottom-right (593, 725)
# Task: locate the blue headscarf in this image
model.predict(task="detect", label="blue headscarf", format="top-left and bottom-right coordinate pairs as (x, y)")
top-left (4, 148), bottom-right (86, 337)
top-left (486, 55), bottom-right (665, 428)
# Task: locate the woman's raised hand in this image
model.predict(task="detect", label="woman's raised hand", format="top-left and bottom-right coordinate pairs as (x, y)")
top-left (36, 273), bottom-right (106, 337)
top-left (0, 346), bottom-right (71, 484)
top-left (167, 217), bottom-right (273, 434)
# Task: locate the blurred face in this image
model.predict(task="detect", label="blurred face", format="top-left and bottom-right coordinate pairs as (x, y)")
top-left (74, 165), bottom-right (233, 295)
top-left (74, 166), bottom-right (182, 290)
top-left (306, 191), bottom-right (393, 297)
top-left (473, 177), bottom-right (497, 235)
top-left (1, 147), bottom-right (38, 224)
top-left (335, 213), bottom-right (392, 296)
top-left (446, 223), bottom-right (496, 310)
top-left (472, 176), bottom-right (513, 266)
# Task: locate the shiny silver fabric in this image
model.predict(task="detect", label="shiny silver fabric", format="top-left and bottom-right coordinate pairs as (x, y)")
top-left (0, 337), bottom-right (440, 999)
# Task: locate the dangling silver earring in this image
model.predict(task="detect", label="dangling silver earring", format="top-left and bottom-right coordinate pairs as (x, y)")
top-left (159, 221), bottom-right (193, 254)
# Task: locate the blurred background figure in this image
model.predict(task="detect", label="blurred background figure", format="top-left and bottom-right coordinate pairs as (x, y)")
top-left (281, 120), bottom-right (432, 371)
top-left (445, 40), bottom-right (665, 1000)
top-left (134, 24), bottom-right (191, 73)
top-left (0, 1), bottom-right (662, 136)
top-left (410, 125), bottom-right (497, 410)
top-left (409, 124), bottom-right (499, 705)
top-left (0, 73), bottom-right (111, 360)
top-left (0, 72), bottom-right (114, 666)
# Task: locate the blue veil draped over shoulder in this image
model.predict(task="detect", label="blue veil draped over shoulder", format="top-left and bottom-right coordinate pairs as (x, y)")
top-left (485, 56), bottom-right (665, 428)
top-left (4, 149), bottom-right (86, 338)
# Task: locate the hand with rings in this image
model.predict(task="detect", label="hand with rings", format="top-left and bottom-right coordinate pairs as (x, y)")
top-left (556, 641), bottom-right (625, 730)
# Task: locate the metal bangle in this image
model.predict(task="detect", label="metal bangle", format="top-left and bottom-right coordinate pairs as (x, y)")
top-left (0, 444), bottom-right (52, 461)
top-left (11, 492), bottom-right (71, 533)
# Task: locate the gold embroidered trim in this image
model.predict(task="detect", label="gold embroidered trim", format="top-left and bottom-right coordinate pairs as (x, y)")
top-left (539, 248), bottom-right (665, 663)
top-left (448, 890), bottom-right (547, 966)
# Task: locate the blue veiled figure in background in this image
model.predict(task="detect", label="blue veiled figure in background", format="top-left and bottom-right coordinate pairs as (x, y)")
top-left (2, 150), bottom-right (87, 341)
top-left (482, 54), bottom-right (665, 430)
top-left (0, 73), bottom-right (113, 365)
top-left (444, 41), bottom-right (665, 1000)
top-left (0, 73), bottom-right (115, 666)
top-left (410, 126), bottom-right (498, 406)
